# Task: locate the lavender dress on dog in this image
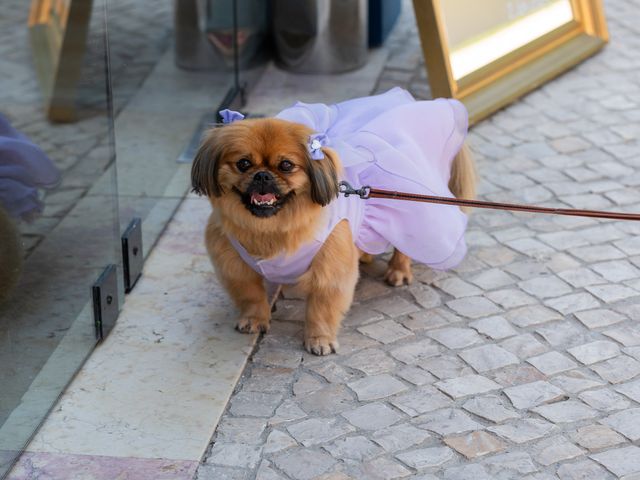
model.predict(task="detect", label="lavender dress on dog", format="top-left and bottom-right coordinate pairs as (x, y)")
top-left (228, 87), bottom-right (469, 285)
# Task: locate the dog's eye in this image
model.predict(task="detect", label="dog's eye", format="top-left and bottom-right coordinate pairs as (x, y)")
top-left (236, 158), bottom-right (252, 172)
top-left (278, 160), bottom-right (294, 172)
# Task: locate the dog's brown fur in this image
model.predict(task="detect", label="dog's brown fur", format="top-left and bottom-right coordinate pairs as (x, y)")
top-left (192, 118), bottom-right (476, 355)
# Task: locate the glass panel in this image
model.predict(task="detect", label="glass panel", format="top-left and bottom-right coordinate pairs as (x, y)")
top-left (441, 0), bottom-right (574, 79)
top-left (108, 0), bottom-right (268, 256)
top-left (0, 0), bottom-right (119, 477)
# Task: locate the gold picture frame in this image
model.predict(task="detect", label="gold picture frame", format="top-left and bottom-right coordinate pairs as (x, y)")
top-left (29, 0), bottom-right (93, 122)
top-left (412, 0), bottom-right (608, 125)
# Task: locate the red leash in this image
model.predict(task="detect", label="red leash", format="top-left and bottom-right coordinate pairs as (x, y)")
top-left (338, 182), bottom-right (640, 222)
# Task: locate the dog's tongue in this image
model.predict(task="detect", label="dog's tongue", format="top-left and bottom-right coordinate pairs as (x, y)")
top-left (252, 192), bottom-right (276, 203)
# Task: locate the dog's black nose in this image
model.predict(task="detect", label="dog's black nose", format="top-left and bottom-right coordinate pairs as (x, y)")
top-left (253, 171), bottom-right (273, 184)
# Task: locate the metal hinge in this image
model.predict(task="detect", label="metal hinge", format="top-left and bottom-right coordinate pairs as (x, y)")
top-left (92, 264), bottom-right (118, 340)
top-left (122, 217), bottom-right (143, 293)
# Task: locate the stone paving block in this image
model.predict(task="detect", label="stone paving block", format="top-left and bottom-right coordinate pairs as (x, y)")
top-left (408, 284), bottom-right (442, 309)
top-left (572, 425), bottom-right (626, 451)
top-left (390, 339), bottom-right (441, 364)
top-left (600, 408), bottom-right (640, 441)
top-left (459, 344), bottom-right (519, 372)
top-left (505, 304), bottom-right (561, 328)
top-left (532, 400), bottom-right (597, 423)
top-left (626, 346), bottom-right (640, 362)
top-left (503, 381), bottom-right (566, 409)
top-left (469, 268), bottom-right (514, 290)
top-left (395, 446), bottom-right (454, 470)
top-left (341, 403), bottom-right (403, 431)
top-left (324, 436), bottom-right (383, 461)
top-left (368, 296), bottom-right (421, 317)
top-left (592, 355), bottom-right (640, 384)
top-left (481, 451), bottom-right (539, 476)
top-left (535, 322), bottom-right (590, 348)
top-left (500, 334), bottom-right (549, 358)
top-left (230, 391), bottom-right (283, 417)
top-left (446, 296), bottom-right (502, 319)
top-left (435, 374), bottom-right (501, 399)
top-left (347, 374), bottom-right (408, 401)
top-left (493, 364), bottom-right (546, 386)
top-left (486, 288), bottom-right (537, 309)
top-left (602, 325), bottom-right (640, 347)
top-left (488, 418), bottom-right (558, 444)
top-left (296, 384), bottom-right (355, 416)
top-left (399, 310), bottom-right (450, 331)
top-left (293, 374), bottom-right (325, 396)
top-left (550, 370), bottom-right (605, 393)
top-left (264, 429), bottom-right (297, 454)
top-left (574, 309), bottom-right (626, 329)
top-left (519, 276), bottom-right (573, 298)
top-left (371, 423), bottom-right (432, 453)
top-left (358, 457), bottom-right (411, 479)
top-left (242, 367), bottom-right (296, 393)
top-left (216, 417), bottom-right (267, 444)
top-left (462, 395), bottom-right (520, 423)
top-left (416, 408), bottom-right (482, 435)
top-left (421, 355), bottom-right (474, 379)
top-left (558, 268), bottom-right (606, 288)
top-left (443, 431), bottom-right (506, 459)
top-left (197, 465), bottom-right (250, 480)
top-left (568, 340), bottom-right (620, 364)
top-left (579, 388), bottom-right (631, 412)
top-left (586, 284), bottom-right (639, 303)
top-left (206, 443), bottom-right (263, 469)
top-left (357, 320), bottom-right (414, 344)
top-left (343, 348), bottom-right (397, 375)
top-left (545, 292), bottom-right (600, 315)
top-left (286, 418), bottom-right (355, 446)
top-left (592, 260), bottom-right (640, 282)
top-left (571, 244), bottom-right (626, 262)
top-left (396, 366), bottom-right (436, 386)
top-left (342, 305), bottom-right (384, 327)
top-left (442, 464), bottom-right (491, 480)
top-left (390, 385), bottom-right (451, 416)
top-left (616, 377), bottom-right (640, 403)
top-left (427, 327), bottom-right (483, 349)
top-left (469, 315), bottom-right (518, 339)
top-left (253, 348), bottom-right (303, 369)
top-left (269, 399), bottom-right (307, 425)
top-left (556, 459), bottom-right (613, 480)
top-left (534, 435), bottom-right (584, 466)
top-left (256, 462), bottom-right (287, 480)
top-left (527, 351), bottom-right (578, 375)
top-left (272, 448), bottom-right (337, 480)
top-left (590, 446), bottom-right (640, 478)
top-left (434, 278), bottom-right (482, 298)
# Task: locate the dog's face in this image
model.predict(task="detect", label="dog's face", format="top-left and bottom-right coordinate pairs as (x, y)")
top-left (191, 118), bottom-right (340, 224)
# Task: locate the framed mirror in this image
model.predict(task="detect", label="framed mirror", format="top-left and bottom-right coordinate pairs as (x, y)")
top-left (413, 0), bottom-right (608, 124)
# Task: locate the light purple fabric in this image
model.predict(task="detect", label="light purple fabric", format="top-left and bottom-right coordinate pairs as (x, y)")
top-left (229, 87), bottom-right (469, 284)
top-left (219, 109), bottom-right (245, 124)
top-left (0, 114), bottom-right (60, 220)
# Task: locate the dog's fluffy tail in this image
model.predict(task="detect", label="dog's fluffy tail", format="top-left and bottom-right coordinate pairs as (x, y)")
top-left (448, 143), bottom-right (477, 213)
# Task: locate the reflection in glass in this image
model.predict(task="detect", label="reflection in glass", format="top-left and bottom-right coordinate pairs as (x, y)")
top-left (441, 0), bottom-right (574, 79)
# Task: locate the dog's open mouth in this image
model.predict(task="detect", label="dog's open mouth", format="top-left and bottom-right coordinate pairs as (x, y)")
top-left (236, 187), bottom-right (293, 218)
top-left (251, 192), bottom-right (278, 207)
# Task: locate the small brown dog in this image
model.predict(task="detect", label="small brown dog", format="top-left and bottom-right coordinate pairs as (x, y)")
top-left (192, 104), bottom-right (475, 355)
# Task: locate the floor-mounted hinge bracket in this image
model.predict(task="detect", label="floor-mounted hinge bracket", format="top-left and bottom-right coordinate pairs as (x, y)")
top-left (92, 264), bottom-right (118, 340)
top-left (122, 217), bottom-right (143, 293)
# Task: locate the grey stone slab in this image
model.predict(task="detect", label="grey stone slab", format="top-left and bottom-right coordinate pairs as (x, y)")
top-left (296, 385), bottom-right (355, 416)
top-left (443, 431), bottom-right (506, 459)
top-left (545, 293), bottom-right (600, 315)
top-left (601, 408), bottom-right (640, 441)
top-left (443, 464), bottom-right (491, 480)
top-left (500, 334), bottom-right (549, 358)
top-left (341, 402), bottom-right (404, 431)
top-left (486, 288), bottom-right (537, 309)
top-left (574, 309), bottom-right (626, 329)
top-left (586, 284), bottom-right (639, 303)
top-left (568, 341), bottom-right (620, 365)
top-left (389, 340), bottom-right (441, 364)
top-left (357, 320), bottom-right (414, 344)
top-left (550, 370), bottom-right (605, 393)
top-left (579, 388), bottom-right (631, 412)
top-left (462, 395), bottom-right (520, 423)
top-left (592, 355), bottom-right (640, 384)
top-left (459, 344), bottom-right (519, 372)
top-left (434, 278), bottom-right (482, 298)
top-left (272, 448), bottom-right (337, 480)
top-left (399, 310), bottom-right (450, 332)
top-left (343, 349), bottom-right (397, 375)
top-left (435, 375), bottom-right (501, 399)
top-left (230, 391), bottom-right (283, 417)
top-left (469, 316), bottom-right (518, 339)
top-left (357, 457), bottom-right (411, 479)
top-left (527, 351), bottom-right (578, 375)
top-left (482, 452), bottom-right (539, 477)
top-left (347, 374), bottom-right (408, 401)
top-left (324, 436), bottom-right (383, 461)
top-left (506, 305), bottom-right (561, 328)
top-left (390, 386), bottom-right (451, 416)
top-left (616, 378), bottom-right (640, 403)
top-left (572, 425), bottom-right (626, 451)
top-left (371, 423), bottom-right (432, 453)
top-left (421, 355), bottom-right (474, 379)
top-left (264, 430), bottom-right (297, 454)
top-left (469, 268), bottom-right (514, 290)
top-left (207, 443), bottom-right (263, 469)
top-left (368, 296), bottom-right (421, 318)
top-left (603, 325), bottom-right (640, 347)
top-left (590, 446), bottom-right (640, 477)
top-left (396, 366), bottom-right (436, 386)
top-left (532, 400), bottom-right (598, 423)
top-left (286, 418), bottom-right (355, 446)
top-left (503, 381), bottom-right (566, 410)
top-left (488, 418), bottom-right (558, 444)
top-left (216, 417), bottom-right (267, 445)
top-left (446, 296), bottom-right (502, 319)
top-left (519, 276), bottom-right (573, 299)
top-left (427, 327), bottom-right (483, 349)
top-left (557, 460), bottom-right (614, 480)
top-left (416, 408), bottom-right (482, 435)
top-left (395, 447), bottom-right (454, 470)
top-left (533, 435), bottom-right (585, 466)
top-left (269, 399), bottom-right (307, 425)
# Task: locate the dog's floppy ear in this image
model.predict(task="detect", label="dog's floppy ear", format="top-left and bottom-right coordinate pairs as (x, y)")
top-left (307, 147), bottom-right (340, 206)
top-left (191, 128), bottom-right (224, 197)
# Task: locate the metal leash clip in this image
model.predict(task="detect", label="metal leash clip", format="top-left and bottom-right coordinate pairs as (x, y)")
top-left (338, 181), bottom-right (371, 199)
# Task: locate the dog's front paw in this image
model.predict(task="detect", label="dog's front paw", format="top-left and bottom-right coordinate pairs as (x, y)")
top-left (304, 335), bottom-right (339, 356)
top-left (236, 316), bottom-right (270, 334)
top-left (384, 266), bottom-right (413, 286)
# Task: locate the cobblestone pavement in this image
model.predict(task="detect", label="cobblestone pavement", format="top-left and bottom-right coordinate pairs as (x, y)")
top-left (196, 0), bottom-right (640, 479)
top-left (1, 0), bottom-right (171, 254)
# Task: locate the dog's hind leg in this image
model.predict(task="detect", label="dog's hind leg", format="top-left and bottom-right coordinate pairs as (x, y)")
top-left (384, 249), bottom-right (413, 286)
